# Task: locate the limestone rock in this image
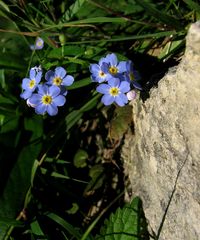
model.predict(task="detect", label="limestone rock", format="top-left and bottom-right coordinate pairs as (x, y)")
top-left (122, 21), bottom-right (200, 240)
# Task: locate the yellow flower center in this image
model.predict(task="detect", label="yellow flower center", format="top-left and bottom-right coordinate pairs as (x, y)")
top-left (42, 95), bottom-right (52, 105)
top-left (29, 79), bottom-right (35, 89)
top-left (109, 66), bottom-right (118, 75)
top-left (109, 87), bottom-right (119, 97)
top-left (53, 77), bottom-right (62, 86)
top-left (99, 71), bottom-right (105, 78)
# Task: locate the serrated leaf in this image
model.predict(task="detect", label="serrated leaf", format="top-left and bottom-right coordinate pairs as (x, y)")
top-left (96, 197), bottom-right (149, 240)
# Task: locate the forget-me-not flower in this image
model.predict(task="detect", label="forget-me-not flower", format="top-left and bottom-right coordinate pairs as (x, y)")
top-left (30, 37), bottom-right (44, 50)
top-left (45, 67), bottom-right (74, 89)
top-left (20, 68), bottom-right (42, 99)
top-left (89, 57), bottom-right (108, 83)
top-left (28, 85), bottom-right (66, 116)
top-left (96, 78), bottom-right (130, 107)
top-left (101, 53), bottom-right (127, 79)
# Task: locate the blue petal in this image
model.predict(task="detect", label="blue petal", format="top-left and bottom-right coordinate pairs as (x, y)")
top-left (126, 60), bottom-right (133, 72)
top-left (117, 61), bottom-right (127, 73)
top-left (55, 67), bottom-right (66, 78)
top-left (22, 78), bottom-right (31, 90)
top-left (108, 78), bottom-right (120, 87)
top-left (119, 81), bottom-right (130, 93)
top-left (35, 103), bottom-right (46, 115)
top-left (115, 94), bottom-right (128, 106)
top-left (96, 84), bottom-right (109, 94)
top-left (99, 57), bottom-right (108, 65)
top-left (89, 64), bottom-right (100, 74)
top-left (29, 94), bottom-right (41, 105)
top-left (29, 69), bottom-right (36, 79)
top-left (53, 95), bottom-right (66, 106)
top-left (35, 71), bottom-right (42, 84)
top-left (107, 53), bottom-right (118, 66)
top-left (62, 75), bottom-right (74, 86)
top-left (47, 103), bottom-right (58, 116)
top-left (38, 84), bottom-right (48, 95)
top-left (101, 62), bottom-right (109, 73)
top-left (20, 90), bottom-right (32, 100)
top-left (101, 94), bottom-right (114, 106)
top-left (45, 70), bottom-right (55, 82)
top-left (49, 85), bottom-right (60, 98)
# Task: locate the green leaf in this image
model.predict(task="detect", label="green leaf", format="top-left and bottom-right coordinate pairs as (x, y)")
top-left (61, 0), bottom-right (87, 21)
top-left (110, 105), bottom-right (133, 141)
top-left (47, 46), bottom-right (85, 58)
top-left (84, 165), bottom-right (105, 193)
top-left (0, 116), bottom-right (43, 239)
top-left (73, 149), bottom-right (88, 168)
top-left (30, 220), bottom-right (46, 237)
top-left (96, 197), bottom-right (148, 240)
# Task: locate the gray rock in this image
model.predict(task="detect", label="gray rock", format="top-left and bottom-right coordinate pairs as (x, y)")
top-left (122, 21), bottom-right (200, 240)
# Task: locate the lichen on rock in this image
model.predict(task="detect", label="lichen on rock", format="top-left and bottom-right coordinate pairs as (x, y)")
top-left (122, 21), bottom-right (200, 240)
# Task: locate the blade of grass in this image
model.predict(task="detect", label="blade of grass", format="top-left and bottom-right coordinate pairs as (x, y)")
top-left (64, 30), bottom-right (185, 44)
top-left (40, 167), bottom-right (88, 184)
top-left (47, 212), bottom-right (82, 240)
top-left (134, 0), bottom-right (182, 29)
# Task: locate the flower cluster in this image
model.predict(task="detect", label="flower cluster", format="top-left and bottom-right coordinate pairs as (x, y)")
top-left (89, 53), bottom-right (142, 107)
top-left (20, 66), bottom-right (74, 116)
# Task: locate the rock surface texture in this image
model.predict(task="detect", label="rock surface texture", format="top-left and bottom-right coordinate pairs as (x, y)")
top-left (123, 21), bottom-right (200, 240)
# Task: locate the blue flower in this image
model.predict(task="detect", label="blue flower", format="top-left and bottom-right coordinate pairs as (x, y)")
top-left (28, 85), bottom-right (66, 116)
top-left (89, 57), bottom-right (109, 83)
top-left (96, 78), bottom-right (130, 107)
top-left (101, 53), bottom-right (127, 79)
top-left (45, 67), bottom-right (74, 92)
top-left (30, 37), bottom-right (44, 50)
top-left (124, 60), bottom-right (142, 90)
top-left (20, 68), bottom-right (42, 99)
